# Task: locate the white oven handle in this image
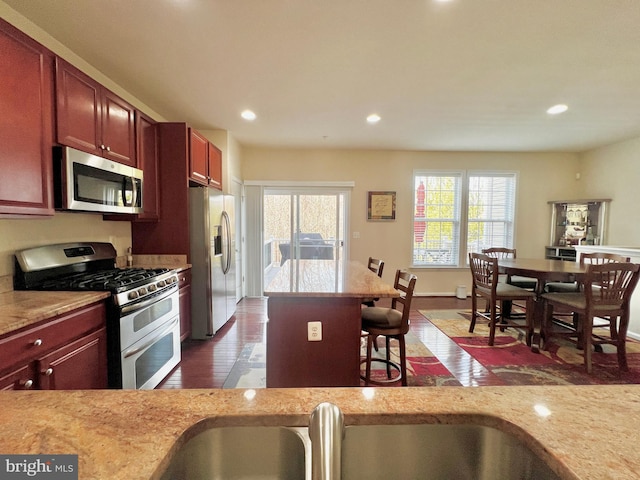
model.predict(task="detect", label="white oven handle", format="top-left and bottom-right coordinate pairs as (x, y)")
top-left (122, 317), bottom-right (179, 359)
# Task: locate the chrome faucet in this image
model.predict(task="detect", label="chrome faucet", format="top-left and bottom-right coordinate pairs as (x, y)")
top-left (309, 402), bottom-right (344, 480)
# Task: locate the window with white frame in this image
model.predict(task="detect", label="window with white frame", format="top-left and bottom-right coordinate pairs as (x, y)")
top-left (412, 171), bottom-right (517, 267)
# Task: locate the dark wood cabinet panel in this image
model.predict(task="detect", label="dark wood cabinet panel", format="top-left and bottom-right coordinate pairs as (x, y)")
top-left (0, 18), bottom-right (54, 216)
top-left (55, 57), bottom-right (136, 167)
top-left (189, 128), bottom-right (209, 185)
top-left (136, 112), bottom-right (160, 220)
top-left (178, 269), bottom-right (192, 341)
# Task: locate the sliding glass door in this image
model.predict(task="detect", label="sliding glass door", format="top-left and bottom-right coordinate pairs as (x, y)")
top-left (263, 188), bottom-right (347, 290)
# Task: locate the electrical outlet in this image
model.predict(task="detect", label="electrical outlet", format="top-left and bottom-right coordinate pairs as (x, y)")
top-left (307, 321), bottom-right (322, 341)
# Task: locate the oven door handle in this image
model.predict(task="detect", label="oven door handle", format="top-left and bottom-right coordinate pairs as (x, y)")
top-left (122, 317), bottom-right (179, 359)
top-left (120, 285), bottom-right (178, 315)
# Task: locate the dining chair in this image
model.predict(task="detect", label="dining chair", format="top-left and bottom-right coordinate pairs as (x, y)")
top-left (481, 247), bottom-right (537, 290)
top-left (468, 253), bottom-right (535, 346)
top-left (362, 257), bottom-right (385, 307)
top-left (541, 262), bottom-right (640, 373)
top-left (545, 252), bottom-right (630, 293)
top-left (361, 269), bottom-right (417, 386)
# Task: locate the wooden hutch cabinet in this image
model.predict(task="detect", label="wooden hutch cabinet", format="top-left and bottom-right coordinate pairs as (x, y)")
top-left (55, 57), bottom-right (137, 167)
top-left (545, 199), bottom-right (611, 261)
top-left (0, 18), bottom-right (55, 217)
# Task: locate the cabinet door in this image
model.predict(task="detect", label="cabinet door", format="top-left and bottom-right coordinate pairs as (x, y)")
top-left (55, 57), bottom-right (102, 156)
top-left (178, 270), bottom-right (192, 341)
top-left (189, 128), bottom-right (209, 185)
top-left (0, 19), bottom-right (54, 216)
top-left (136, 112), bottom-right (159, 219)
top-left (0, 364), bottom-right (36, 391)
top-left (101, 89), bottom-right (136, 166)
top-left (37, 328), bottom-right (108, 390)
top-left (208, 142), bottom-right (222, 190)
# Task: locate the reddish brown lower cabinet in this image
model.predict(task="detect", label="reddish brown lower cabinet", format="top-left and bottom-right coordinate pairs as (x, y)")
top-left (37, 328), bottom-right (107, 390)
top-left (178, 269), bottom-right (192, 341)
top-left (0, 301), bottom-right (108, 390)
top-left (0, 18), bottom-right (54, 217)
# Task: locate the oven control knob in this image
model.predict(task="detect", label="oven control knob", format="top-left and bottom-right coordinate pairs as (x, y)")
top-left (128, 291), bottom-right (139, 300)
top-left (148, 284), bottom-right (157, 292)
top-left (138, 287), bottom-right (147, 296)
top-left (157, 280), bottom-right (166, 288)
top-left (167, 276), bottom-right (176, 284)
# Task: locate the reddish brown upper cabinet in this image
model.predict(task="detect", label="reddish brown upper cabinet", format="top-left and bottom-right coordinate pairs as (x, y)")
top-left (208, 142), bottom-right (223, 189)
top-left (0, 19), bottom-right (55, 217)
top-left (55, 57), bottom-right (136, 167)
top-left (189, 127), bottom-right (223, 189)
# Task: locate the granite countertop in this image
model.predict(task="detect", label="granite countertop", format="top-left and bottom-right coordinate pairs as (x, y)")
top-left (265, 260), bottom-right (399, 297)
top-left (0, 290), bottom-right (111, 336)
top-left (0, 385), bottom-right (639, 479)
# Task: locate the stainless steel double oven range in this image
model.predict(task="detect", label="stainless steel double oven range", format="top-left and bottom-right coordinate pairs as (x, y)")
top-left (14, 242), bottom-right (181, 390)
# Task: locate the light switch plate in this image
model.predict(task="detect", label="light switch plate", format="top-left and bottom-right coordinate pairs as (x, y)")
top-left (307, 321), bottom-right (322, 341)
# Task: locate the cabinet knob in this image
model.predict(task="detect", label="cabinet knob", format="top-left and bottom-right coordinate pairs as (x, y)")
top-left (20, 379), bottom-right (34, 389)
top-left (43, 368), bottom-right (53, 376)
top-left (33, 338), bottom-right (43, 347)
top-left (100, 144), bottom-right (106, 150)
top-left (106, 146), bottom-right (111, 152)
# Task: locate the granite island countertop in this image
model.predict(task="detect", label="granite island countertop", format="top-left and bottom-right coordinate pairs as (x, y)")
top-left (265, 260), bottom-right (399, 297)
top-left (1, 385), bottom-right (639, 480)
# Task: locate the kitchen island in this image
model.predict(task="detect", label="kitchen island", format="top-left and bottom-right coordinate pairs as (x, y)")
top-left (0, 385), bottom-right (639, 479)
top-left (264, 260), bottom-right (399, 387)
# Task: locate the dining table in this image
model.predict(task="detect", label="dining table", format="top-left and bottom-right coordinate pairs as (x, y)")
top-left (264, 259), bottom-right (399, 387)
top-left (497, 258), bottom-right (588, 351)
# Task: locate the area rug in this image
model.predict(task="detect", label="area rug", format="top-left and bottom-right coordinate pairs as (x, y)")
top-left (222, 331), bottom-right (461, 389)
top-left (421, 309), bottom-right (640, 385)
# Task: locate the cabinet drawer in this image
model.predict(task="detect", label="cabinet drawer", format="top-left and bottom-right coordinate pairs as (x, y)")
top-left (0, 302), bottom-right (106, 370)
top-left (177, 269), bottom-right (191, 287)
top-left (0, 364), bottom-right (36, 391)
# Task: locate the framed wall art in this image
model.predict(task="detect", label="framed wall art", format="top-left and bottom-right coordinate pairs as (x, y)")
top-left (367, 191), bottom-right (396, 221)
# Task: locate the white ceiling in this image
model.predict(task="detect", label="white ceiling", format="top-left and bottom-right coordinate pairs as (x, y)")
top-left (5, 0), bottom-right (640, 152)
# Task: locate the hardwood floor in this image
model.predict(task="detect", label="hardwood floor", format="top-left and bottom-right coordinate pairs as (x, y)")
top-left (158, 296), bottom-right (478, 389)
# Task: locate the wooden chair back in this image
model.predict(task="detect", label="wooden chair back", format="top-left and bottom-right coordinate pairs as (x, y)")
top-left (469, 252), bottom-right (499, 293)
top-left (390, 270), bottom-right (417, 334)
top-left (367, 257), bottom-right (385, 278)
top-left (482, 247), bottom-right (516, 259)
top-left (584, 262), bottom-right (640, 308)
top-left (580, 252), bottom-right (630, 265)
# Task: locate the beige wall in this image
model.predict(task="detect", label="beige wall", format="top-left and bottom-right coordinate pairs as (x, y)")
top-left (242, 147), bottom-right (581, 295)
top-left (578, 136), bottom-right (640, 245)
top-left (0, 214), bottom-right (131, 276)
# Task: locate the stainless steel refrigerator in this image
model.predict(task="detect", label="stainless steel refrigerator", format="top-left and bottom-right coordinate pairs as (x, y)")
top-left (189, 187), bottom-right (236, 339)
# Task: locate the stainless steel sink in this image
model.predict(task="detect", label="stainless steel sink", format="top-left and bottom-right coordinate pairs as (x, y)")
top-left (159, 409), bottom-right (561, 480)
top-left (159, 425), bottom-right (309, 480)
top-left (341, 423), bottom-right (561, 480)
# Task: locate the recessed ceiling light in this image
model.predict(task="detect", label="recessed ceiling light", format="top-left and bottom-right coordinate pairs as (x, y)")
top-left (241, 110), bottom-right (257, 121)
top-left (366, 113), bottom-right (381, 124)
top-left (547, 104), bottom-right (568, 115)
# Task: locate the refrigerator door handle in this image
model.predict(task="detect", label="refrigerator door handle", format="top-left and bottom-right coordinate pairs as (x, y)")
top-left (221, 210), bottom-right (232, 274)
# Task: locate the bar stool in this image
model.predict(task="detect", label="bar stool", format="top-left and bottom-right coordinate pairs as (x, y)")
top-left (361, 270), bottom-right (417, 386)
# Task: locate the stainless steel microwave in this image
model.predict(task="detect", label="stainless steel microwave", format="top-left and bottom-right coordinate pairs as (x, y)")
top-left (53, 146), bottom-right (143, 214)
